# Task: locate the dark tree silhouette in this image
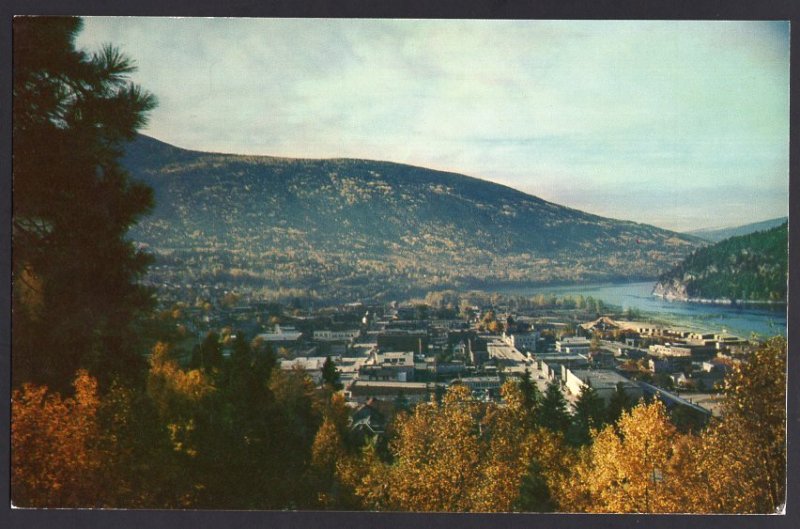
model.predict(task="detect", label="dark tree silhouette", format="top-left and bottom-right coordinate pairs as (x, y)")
top-left (537, 379), bottom-right (571, 434)
top-left (322, 356), bottom-right (342, 390)
top-left (13, 17), bottom-right (157, 391)
top-left (568, 382), bottom-right (606, 445)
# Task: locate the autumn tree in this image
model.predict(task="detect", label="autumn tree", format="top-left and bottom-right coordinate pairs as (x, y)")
top-left (13, 17), bottom-right (157, 391)
top-left (573, 400), bottom-right (691, 513)
top-left (470, 381), bottom-right (533, 511)
top-left (12, 370), bottom-right (106, 507)
top-left (382, 385), bottom-right (484, 511)
top-left (693, 337), bottom-right (786, 513)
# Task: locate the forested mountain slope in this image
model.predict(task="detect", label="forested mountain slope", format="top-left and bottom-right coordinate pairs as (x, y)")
top-left (123, 134), bottom-right (701, 301)
top-left (653, 223), bottom-right (788, 303)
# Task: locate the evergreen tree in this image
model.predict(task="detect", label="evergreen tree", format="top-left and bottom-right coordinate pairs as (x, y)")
top-left (569, 382), bottom-right (606, 445)
top-left (13, 17), bottom-right (157, 391)
top-left (322, 356), bottom-right (342, 390)
top-left (519, 368), bottom-right (541, 417)
top-left (197, 331), bottom-right (222, 372)
top-left (606, 382), bottom-right (634, 425)
top-left (513, 458), bottom-right (556, 512)
top-left (537, 380), bottom-right (571, 434)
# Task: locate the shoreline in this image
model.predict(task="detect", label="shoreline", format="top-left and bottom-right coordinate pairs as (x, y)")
top-left (651, 292), bottom-right (787, 307)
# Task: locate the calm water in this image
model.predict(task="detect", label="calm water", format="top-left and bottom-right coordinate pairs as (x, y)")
top-left (502, 281), bottom-right (786, 338)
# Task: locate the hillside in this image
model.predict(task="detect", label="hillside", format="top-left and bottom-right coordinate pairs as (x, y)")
top-left (122, 134), bottom-right (701, 302)
top-left (686, 217), bottom-right (788, 243)
top-left (653, 223), bottom-right (788, 303)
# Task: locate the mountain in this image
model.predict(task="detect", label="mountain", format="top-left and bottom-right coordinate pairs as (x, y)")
top-left (653, 223), bottom-right (788, 303)
top-left (686, 217), bottom-right (788, 243)
top-left (122, 134), bottom-right (701, 302)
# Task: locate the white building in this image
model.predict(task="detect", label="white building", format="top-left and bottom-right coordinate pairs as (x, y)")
top-left (313, 328), bottom-right (361, 342)
top-left (503, 331), bottom-right (539, 352)
top-left (564, 368), bottom-right (642, 405)
top-left (555, 336), bottom-right (590, 354)
top-left (257, 324), bottom-right (303, 343)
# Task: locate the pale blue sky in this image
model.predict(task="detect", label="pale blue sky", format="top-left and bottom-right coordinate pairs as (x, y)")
top-left (77, 18), bottom-right (789, 232)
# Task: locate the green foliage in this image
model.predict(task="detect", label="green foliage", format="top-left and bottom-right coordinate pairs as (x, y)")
top-left (13, 17), bottom-right (157, 391)
top-left (568, 383), bottom-right (607, 445)
top-left (513, 458), bottom-right (556, 512)
top-left (606, 382), bottom-right (635, 425)
top-left (656, 223), bottom-right (788, 302)
top-left (519, 368), bottom-right (541, 417)
top-left (537, 380), bottom-right (571, 434)
top-left (321, 356), bottom-right (342, 390)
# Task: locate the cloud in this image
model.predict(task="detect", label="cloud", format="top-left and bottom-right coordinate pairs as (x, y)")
top-left (76, 18), bottom-right (790, 231)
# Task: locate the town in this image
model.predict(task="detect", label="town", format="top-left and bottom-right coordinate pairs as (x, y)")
top-left (156, 289), bottom-right (754, 435)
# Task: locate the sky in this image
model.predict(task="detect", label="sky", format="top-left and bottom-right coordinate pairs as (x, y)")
top-left (76, 18), bottom-right (790, 232)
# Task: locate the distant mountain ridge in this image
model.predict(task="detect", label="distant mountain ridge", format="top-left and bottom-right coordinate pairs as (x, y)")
top-left (122, 134), bottom-right (701, 302)
top-left (686, 217), bottom-right (788, 243)
top-left (653, 223), bottom-right (788, 304)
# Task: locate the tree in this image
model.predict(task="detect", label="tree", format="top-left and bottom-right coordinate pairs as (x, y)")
top-left (11, 370), bottom-right (106, 507)
top-left (693, 337), bottom-right (786, 513)
top-left (195, 331), bottom-right (222, 372)
top-left (537, 380), bottom-right (571, 434)
top-left (576, 400), bottom-right (689, 513)
top-left (518, 368), bottom-right (541, 418)
top-left (605, 381), bottom-right (634, 425)
top-left (382, 385), bottom-right (484, 511)
top-left (568, 382), bottom-right (606, 446)
top-left (13, 17), bottom-right (157, 391)
top-left (321, 356), bottom-right (342, 390)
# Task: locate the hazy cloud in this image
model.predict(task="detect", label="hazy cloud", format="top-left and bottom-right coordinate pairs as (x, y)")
top-left (77, 18), bottom-right (789, 231)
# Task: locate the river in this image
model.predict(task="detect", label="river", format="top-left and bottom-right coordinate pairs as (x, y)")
top-left (501, 281), bottom-right (786, 338)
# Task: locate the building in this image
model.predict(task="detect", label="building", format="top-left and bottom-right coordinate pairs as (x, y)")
top-left (313, 328), bottom-right (361, 342)
top-left (359, 351), bottom-right (416, 382)
top-left (555, 336), bottom-right (591, 354)
top-left (453, 376), bottom-right (502, 398)
top-left (257, 324), bottom-right (303, 344)
top-left (377, 330), bottom-right (428, 354)
top-left (468, 337), bottom-right (489, 365)
top-left (487, 340), bottom-right (529, 364)
top-left (563, 368), bottom-right (643, 405)
top-left (502, 331), bottom-right (539, 352)
top-left (346, 380), bottom-right (437, 404)
top-left (648, 344), bottom-right (692, 358)
top-left (537, 352), bottom-right (589, 381)
top-left (279, 356), bottom-right (329, 384)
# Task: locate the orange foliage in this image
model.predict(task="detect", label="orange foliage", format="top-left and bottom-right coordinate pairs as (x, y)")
top-left (11, 370), bottom-right (105, 507)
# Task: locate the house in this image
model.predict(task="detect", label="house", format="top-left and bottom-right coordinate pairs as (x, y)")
top-left (349, 397), bottom-right (388, 444)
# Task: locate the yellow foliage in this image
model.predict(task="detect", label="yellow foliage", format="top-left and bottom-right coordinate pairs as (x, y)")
top-left (575, 400), bottom-right (689, 513)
